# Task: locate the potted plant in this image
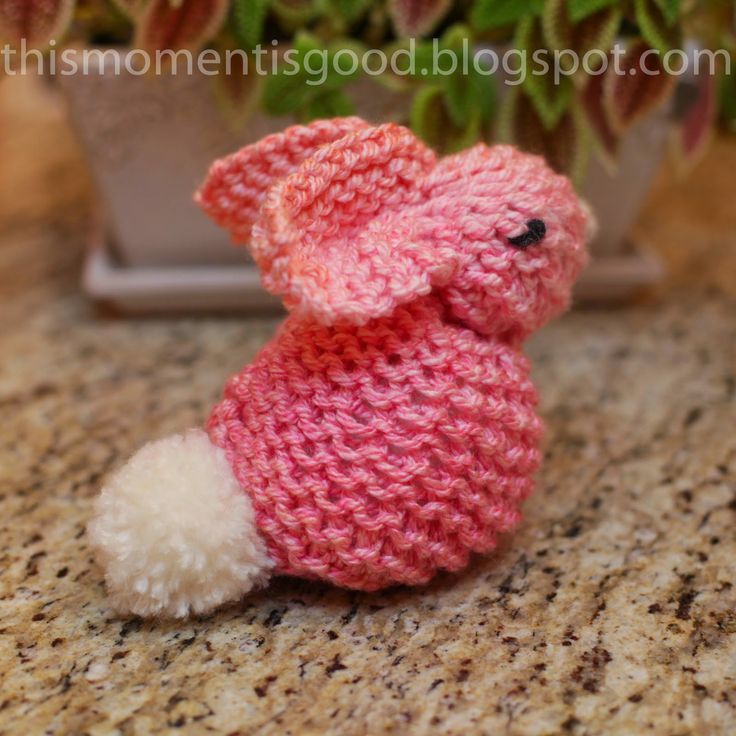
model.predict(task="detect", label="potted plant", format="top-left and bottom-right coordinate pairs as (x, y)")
top-left (0, 0), bottom-right (731, 311)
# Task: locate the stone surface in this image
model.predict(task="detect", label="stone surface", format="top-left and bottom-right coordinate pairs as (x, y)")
top-left (0, 74), bottom-right (734, 735)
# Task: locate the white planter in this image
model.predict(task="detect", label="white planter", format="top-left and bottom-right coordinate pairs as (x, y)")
top-left (60, 59), bottom-right (284, 269)
top-left (60, 55), bottom-right (671, 312)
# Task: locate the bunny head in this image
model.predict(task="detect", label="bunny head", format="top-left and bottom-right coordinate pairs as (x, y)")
top-left (197, 118), bottom-right (589, 340)
top-left (416, 143), bottom-right (590, 340)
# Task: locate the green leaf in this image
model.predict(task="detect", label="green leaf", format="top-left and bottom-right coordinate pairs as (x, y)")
top-left (568, 0), bottom-right (618, 23)
top-left (411, 85), bottom-right (442, 144)
top-left (387, 26), bottom-right (471, 83)
top-left (390, 23), bottom-right (493, 128)
top-left (263, 33), bottom-right (363, 118)
top-left (293, 29), bottom-right (320, 55)
top-left (325, 0), bottom-right (370, 22)
top-left (410, 41), bottom-right (438, 79)
top-left (444, 64), bottom-right (495, 128)
top-left (301, 89), bottom-right (354, 120)
top-left (522, 73), bottom-right (575, 130)
top-left (369, 41), bottom-right (416, 91)
top-left (316, 39), bottom-right (365, 91)
top-left (262, 66), bottom-right (311, 115)
top-left (719, 73), bottom-right (736, 132)
top-left (438, 23), bottom-right (480, 123)
top-left (271, 0), bottom-right (318, 32)
top-left (327, 39), bottom-right (365, 79)
top-left (232, 0), bottom-right (270, 50)
top-left (292, 31), bottom-right (335, 88)
top-left (440, 22), bottom-right (472, 49)
top-left (470, 0), bottom-right (544, 31)
top-left (410, 83), bottom-right (481, 152)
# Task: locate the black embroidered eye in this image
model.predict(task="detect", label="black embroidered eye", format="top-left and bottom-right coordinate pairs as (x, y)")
top-left (508, 219), bottom-right (546, 248)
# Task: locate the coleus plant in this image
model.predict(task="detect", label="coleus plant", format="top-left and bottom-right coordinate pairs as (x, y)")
top-left (0, 0), bottom-right (732, 182)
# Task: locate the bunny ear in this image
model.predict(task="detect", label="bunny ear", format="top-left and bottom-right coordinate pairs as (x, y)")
top-left (253, 123), bottom-right (457, 325)
top-left (195, 117), bottom-right (370, 245)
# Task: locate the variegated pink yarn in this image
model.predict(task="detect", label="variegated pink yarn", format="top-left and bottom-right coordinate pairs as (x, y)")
top-left (197, 117), bottom-right (588, 591)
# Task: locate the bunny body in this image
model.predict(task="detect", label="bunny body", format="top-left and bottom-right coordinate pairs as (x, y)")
top-left (89, 118), bottom-right (589, 617)
top-left (206, 295), bottom-right (541, 591)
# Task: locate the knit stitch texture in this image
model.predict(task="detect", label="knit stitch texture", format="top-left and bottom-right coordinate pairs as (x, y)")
top-left (197, 118), bottom-right (588, 591)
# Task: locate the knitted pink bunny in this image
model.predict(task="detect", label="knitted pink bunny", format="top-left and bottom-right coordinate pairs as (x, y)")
top-left (89, 118), bottom-right (589, 617)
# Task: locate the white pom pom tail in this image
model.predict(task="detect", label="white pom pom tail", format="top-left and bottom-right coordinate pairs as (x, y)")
top-left (88, 430), bottom-right (273, 618)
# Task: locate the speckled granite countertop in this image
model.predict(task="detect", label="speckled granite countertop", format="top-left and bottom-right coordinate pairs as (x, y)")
top-left (0, 76), bottom-right (735, 735)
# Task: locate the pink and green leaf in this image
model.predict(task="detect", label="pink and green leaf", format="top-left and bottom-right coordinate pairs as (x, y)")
top-left (672, 72), bottom-right (717, 173)
top-left (580, 64), bottom-right (620, 169)
top-left (634, 0), bottom-right (680, 54)
top-left (0, 0), bottom-right (76, 50)
top-left (109, 0), bottom-right (150, 20)
top-left (135, 0), bottom-right (229, 52)
top-left (388, 0), bottom-right (452, 39)
top-left (654, 0), bottom-right (681, 26)
top-left (211, 48), bottom-right (263, 130)
top-left (603, 41), bottom-right (676, 133)
top-left (501, 88), bottom-right (591, 184)
top-left (522, 72), bottom-right (574, 131)
top-left (543, 0), bottom-right (621, 69)
top-left (541, 0), bottom-right (566, 51)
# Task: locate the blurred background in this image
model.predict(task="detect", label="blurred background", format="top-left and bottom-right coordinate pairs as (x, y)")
top-left (1, 0), bottom-right (734, 313)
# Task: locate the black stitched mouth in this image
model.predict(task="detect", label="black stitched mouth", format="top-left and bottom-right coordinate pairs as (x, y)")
top-left (508, 219), bottom-right (546, 248)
